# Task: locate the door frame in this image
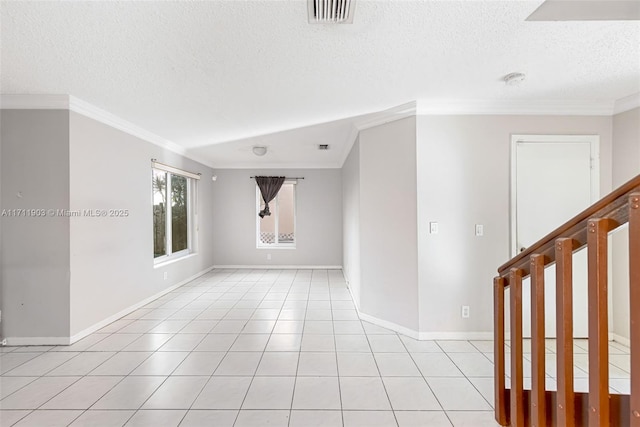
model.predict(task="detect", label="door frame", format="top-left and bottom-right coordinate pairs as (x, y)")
top-left (510, 134), bottom-right (600, 257)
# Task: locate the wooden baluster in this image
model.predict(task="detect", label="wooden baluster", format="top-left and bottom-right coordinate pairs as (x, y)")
top-left (629, 194), bottom-right (640, 427)
top-left (530, 254), bottom-right (546, 427)
top-left (556, 237), bottom-right (575, 427)
top-left (494, 276), bottom-right (509, 426)
top-left (588, 218), bottom-right (614, 426)
top-left (510, 268), bottom-right (525, 427)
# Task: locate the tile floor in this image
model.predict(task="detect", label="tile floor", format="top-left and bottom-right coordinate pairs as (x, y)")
top-left (0, 269), bottom-right (631, 426)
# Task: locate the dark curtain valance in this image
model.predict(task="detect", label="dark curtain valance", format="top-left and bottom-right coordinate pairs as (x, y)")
top-left (255, 176), bottom-right (286, 218)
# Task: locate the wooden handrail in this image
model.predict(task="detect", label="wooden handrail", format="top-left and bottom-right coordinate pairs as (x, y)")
top-left (494, 174), bottom-right (640, 427)
top-left (498, 174), bottom-right (640, 279)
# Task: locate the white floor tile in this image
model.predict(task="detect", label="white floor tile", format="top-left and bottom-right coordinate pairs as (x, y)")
top-left (342, 410), bottom-right (397, 427)
top-left (130, 352), bottom-right (189, 376)
top-left (46, 352), bottom-right (115, 376)
top-left (427, 378), bottom-right (492, 411)
top-left (122, 334), bottom-right (173, 352)
top-left (395, 411), bottom-right (452, 426)
top-left (374, 353), bottom-right (421, 377)
top-left (158, 334), bottom-right (205, 352)
top-left (13, 409), bottom-right (82, 427)
top-left (400, 337), bottom-right (442, 353)
top-left (230, 334), bottom-right (270, 352)
top-left (192, 377), bottom-right (252, 409)
top-left (0, 377), bottom-right (38, 400)
top-left (337, 353), bottom-right (379, 377)
top-left (89, 352), bottom-right (151, 376)
top-left (242, 377), bottom-right (296, 409)
top-left (214, 352), bottom-right (262, 376)
top-left (335, 335), bottom-right (370, 352)
top-left (266, 334), bottom-right (302, 351)
top-left (255, 352), bottom-right (299, 376)
top-left (301, 334), bottom-right (336, 352)
top-left (447, 353), bottom-right (494, 377)
top-left (383, 377), bottom-right (441, 410)
top-left (0, 410), bottom-right (30, 426)
top-left (180, 410), bottom-right (237, 427)
top-left (292, 377), bottom-right (341, 410)
top-left (412, 353), bottom-right (463, 377)
top-left (298, 352), bottom-right (338, 376)
top-left (88, 334), bottom-right (143, 352)
top-left (234, 410), bottom-right (290, 427)
top-left (124, 409), bottom-right (186, 426)
top-left (289, 410), bottom-right (342, 427)
top-left (142, 376), bottom-right (208, 409)
top-left (446, 410), bottom-right (501, 426)
top-left (172, 352), bottom-right (225, 376)
top-left (367, 336), bottom-right (406, 353)
top-left (0, 353), bottom-right (42, 375)
top-left (92, 376), bottom-right (165, 409)
top-left (340, 377), bottom-right (391, 410)
top-left (436, 341), bottom-right (478, 353)
top-left (0, 376), bottom-right (80, 409)
top-left (69, 410), bottom-right (135, 426)
top-left (5, 352), bottom-right (79, 376)
top-left (41, 376), bottom-right (122, 409)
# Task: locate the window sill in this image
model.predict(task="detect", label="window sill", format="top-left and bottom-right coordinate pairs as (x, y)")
top-left (257, 245), bottom-right (296, 250)
top-left (154, 252), bottom-right (197, 268)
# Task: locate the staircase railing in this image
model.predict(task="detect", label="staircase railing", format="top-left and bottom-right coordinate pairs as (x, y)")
top-left (494, 174), bottom-right (640, 426)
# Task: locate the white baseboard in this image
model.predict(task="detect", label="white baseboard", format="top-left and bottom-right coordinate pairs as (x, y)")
top-left (213, 265), bottom-right (342, 270)
top-left (68, 266), bottom-right (215, 344)
top-left (5, 336), bottom-right (71, 346)
top-left (346, 282), bottom-right (494, 341)
top-left (418, 331), bottom-right (494, 340)
top-left (611, 333), bottom-right (630, 347)
top-left (357, 312), bottom-right (420, 339)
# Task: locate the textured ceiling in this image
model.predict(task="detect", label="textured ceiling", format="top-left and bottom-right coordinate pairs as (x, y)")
top-left (1, 0), bottom-right (639, 168)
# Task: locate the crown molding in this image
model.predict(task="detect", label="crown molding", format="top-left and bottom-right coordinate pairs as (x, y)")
top-left (1, 94), bottom-right (215, 169)
top-left (354, 101), bottom-right (417, 131)
top-left (416, 99), bottom-right (615, 116)
top-left (208, 161), bottom-right (342, 169)
top-left (613, 93), bottom-right (640, 115)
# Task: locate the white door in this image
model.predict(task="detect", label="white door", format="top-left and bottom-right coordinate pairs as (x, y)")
top-left (512, 135), bottom-right (599, 338)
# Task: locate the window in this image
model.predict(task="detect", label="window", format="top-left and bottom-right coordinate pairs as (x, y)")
top-left (257, 182), bottom-right (296, 248)
top-left (153, 167), bottom-right (194, 262)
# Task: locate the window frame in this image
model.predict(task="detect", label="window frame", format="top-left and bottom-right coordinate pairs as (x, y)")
top-left (256, 180), bottom-right (297, 249)
top-left (153, 168), bottom-right (196, 265)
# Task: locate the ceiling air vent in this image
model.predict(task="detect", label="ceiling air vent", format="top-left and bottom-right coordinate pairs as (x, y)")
top-left (318, 144), bottom-right (330, 150)
top-left (308, 0), bottom-right (355, 24)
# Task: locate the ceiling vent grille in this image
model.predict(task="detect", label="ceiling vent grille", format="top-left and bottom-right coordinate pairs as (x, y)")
top-left (308, 0), bottom-right (355, 24)
top-left (318, 144), bottom-right (330, 150)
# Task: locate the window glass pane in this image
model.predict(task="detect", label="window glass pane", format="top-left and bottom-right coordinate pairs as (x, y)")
top-left (153, 169), bottom-right (167, 258)
top-left (278, 184), bottom-right (295, 244)
top-left (259, 194), bottom-right (276, 245)
top-left (171, 174), bottom-right (188, 253)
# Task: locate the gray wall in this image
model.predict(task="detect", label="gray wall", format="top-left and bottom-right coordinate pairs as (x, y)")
top-left (416, 114), bottom-right (613, 335)
top-left (69, 112), bottom-right (216, 337)
top-left (611, 107), bottom-right (640, 342)
top-left (342, 137), bottom-right (361, 306)
top-left (1, 110), bottom-right (71, 340)
top-left (359, 117), bottom-right (420, 331)
top-left (211, 168), bottom-right (342, 267)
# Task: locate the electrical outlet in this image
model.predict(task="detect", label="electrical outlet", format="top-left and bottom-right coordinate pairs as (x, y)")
top-left (461, 306), bottom-right (470, 318)
top-left (163, 272), bottom-right (168, 280)
top-left (475, 224), bottom-right (484, 236)
top-left (429, 222), bottom-right (439, 234)
top-left (1, 339), bottom-right (6, 346)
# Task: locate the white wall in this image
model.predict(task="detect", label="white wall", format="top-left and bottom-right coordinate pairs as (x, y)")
top-left (211, 168), bottom-right (342, 267)
top-left (1, 110), bottom-right (71, 341)
top-left (358, 117), bottom-right (420, 332)
top-left (69, 112), bottom-right (216, 338)
top-left (416, 114), bottom-right (613, 335)
top-left (342, 137), bottom-right (361, 306)
top-left (611, 107), bottom-right (640, 342)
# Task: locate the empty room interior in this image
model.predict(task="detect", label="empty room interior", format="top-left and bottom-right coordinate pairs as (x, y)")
top-left (1, 1), bottom-right (639, 426)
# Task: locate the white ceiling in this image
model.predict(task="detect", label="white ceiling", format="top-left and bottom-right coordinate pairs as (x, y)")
top-left (1, 0), bottom-right (639, 168)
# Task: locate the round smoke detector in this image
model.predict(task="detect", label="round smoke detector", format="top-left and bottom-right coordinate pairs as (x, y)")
top-left (504, 72), bottom-right (526, 86)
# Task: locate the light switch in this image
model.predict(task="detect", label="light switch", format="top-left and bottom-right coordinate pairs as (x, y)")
top-left (430, 222), bottom-right (439, 234)
top-left (475, 224), bottom-right (484, 236)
